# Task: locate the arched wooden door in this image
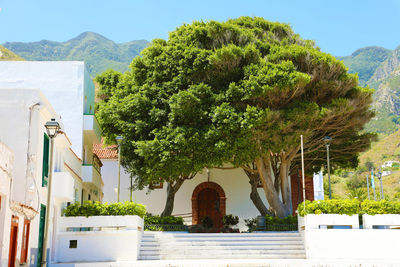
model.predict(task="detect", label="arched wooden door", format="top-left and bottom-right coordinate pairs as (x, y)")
top-left (192, 182), bottom-right (226, 228)
top-left (198, 188), bottom-right (222, 228)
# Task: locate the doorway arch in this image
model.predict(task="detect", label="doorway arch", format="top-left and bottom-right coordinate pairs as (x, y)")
top-left (191, 182), bottom-right (226, 227)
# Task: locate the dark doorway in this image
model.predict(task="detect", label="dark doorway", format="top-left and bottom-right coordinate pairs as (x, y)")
top-left (8, 215), bottom-right (19, 267)
top-left (20, 219), bottom-right (30, 264)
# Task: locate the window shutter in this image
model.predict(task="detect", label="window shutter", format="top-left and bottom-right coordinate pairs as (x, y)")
top-left (42, 133), bottom-right (50, 187)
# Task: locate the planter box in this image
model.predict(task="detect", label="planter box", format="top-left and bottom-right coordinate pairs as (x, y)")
top-left (363, 214), bottom-right (400, 229)
top-left (298, 214), bottom-right (359, 230)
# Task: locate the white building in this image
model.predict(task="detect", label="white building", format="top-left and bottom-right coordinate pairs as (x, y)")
top-left (0, 61), bottom-right (102, 266)
top-left (0, 89), bottom-right (82, 266)
top-left (382, 160), bottom-right (400, 168)
top-left (0, 141), bottom-right (14, 267)
top-left (0, 61), bottom-right (103, 202)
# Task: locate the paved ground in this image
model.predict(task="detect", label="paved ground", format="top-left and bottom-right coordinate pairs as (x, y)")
top-left (51, 259), bottom-right (400, 267)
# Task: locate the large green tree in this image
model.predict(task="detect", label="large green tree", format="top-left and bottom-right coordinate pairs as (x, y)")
top-left (97, 17), bottom-right (375, 218)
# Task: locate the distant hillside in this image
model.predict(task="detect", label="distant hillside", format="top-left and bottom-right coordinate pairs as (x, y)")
top-left (339, 46), bottom-right (392, 86)
top-left (340, 46), bottom-right (400, 134)
top-left (0, 45), bottom-right (24, 61)
top-left (3, 32), bottom-right (148, 77)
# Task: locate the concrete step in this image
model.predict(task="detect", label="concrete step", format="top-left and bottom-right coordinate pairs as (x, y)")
top-left (141, 233), bottom-right (301, 237)
top-left (140, 244), bottom-right (305, 250)
top-left (142, 236), bottom-right (301, 241)
top-left (138, 254), bottom-right (306, 260)
top-left (139, 249), bottom-right (305, 256)
top-left (138, 232), bottom-right (306, 260)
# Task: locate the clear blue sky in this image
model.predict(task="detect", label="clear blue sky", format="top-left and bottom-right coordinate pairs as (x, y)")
top-left (1, 0), bottom-right (399, 56)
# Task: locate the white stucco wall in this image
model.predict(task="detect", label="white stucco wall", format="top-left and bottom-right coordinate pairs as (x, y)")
top-left (101, 159), bottom-right (270, 230)
top-left (0, 141), bottom-right (13, 267)
top-left (0, 61), bottom-right (87, 157)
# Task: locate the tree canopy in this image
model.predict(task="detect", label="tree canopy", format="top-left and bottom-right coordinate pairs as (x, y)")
top-left (96, 16), bottom-right (375, 218)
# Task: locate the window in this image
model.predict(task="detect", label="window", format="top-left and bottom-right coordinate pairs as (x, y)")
top-left (150, 180), bottom-right (163, 189)
top-left (42, 133), bottom-right (50, 187)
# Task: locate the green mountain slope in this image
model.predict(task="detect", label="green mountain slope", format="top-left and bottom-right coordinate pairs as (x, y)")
top-left (364, 47), bottom-right (400, 134)
top-left (3, 32), bottom-right (148, 77)
top-left (0, 45), bottom-right (24, 61)
top-left (339, 45), bottom-right (400, 134)
top-left (339, 46), bottom-right (391, 86)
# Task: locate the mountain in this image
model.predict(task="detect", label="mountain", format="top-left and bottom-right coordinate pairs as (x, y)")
top-left (3, 32), bottom-right (148, 77)
top-left (340, 46), bottom-right (400, 134)
top-left (0, 45), bottom-right (24, 61)
top-left (338, 46), bottom-right (392, 86)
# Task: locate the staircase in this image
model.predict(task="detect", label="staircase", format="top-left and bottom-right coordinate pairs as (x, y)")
top-left (138, 232), bottom-right (306, 260)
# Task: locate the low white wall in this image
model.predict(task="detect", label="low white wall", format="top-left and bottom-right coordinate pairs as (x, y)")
top-left (56, 230), bottom-right (141, 262)
top-left (55, 215), bottom-right (143, 263)
top-left (299, 214), bottom-right (359, 230)
top-left (302, 214), bottom-right (400, 260)
top-left (363, 214), bottom-right (400, 229)
top-left (305, 229), bottom-right (400, 260)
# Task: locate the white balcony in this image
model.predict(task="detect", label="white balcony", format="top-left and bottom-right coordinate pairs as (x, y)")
top-left (83, 114), bottom-right (102, 143)
top-left (52, 172), bottom-right (75, 202)
top-left (82, 164), bottom-right (102, 189)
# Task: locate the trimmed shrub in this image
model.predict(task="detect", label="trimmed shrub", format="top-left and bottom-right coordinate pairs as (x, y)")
top-left (244, 218), bottom-right (257, 232)
top-left (297, 199), bottom-right (360, 216)
top-left (63, 201), bottom-right (146, 218)
top-left (223, 214), bottom-right (239, 227)
top-left (298, 199), bottom-right (400, 216)
top-left (201, 216), bottom-right (213, 228)
top-left (144, 215), bottom-right (184, 225)
top-left (361, 200), bottom-right (400, 215)
top-left (265, 214), bottom-right (298, 225)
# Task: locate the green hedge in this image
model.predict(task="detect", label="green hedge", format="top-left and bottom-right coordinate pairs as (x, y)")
top-left (298, 199), bottom-right (400, 216)
top-left (144, 215), bottom-right (184, 225)
top-left (265, 214), bottom-right (298, 225)
top-left (361, 200), bottom-right (400, 215)
top-left (63, 201), bottom-right (146, 218)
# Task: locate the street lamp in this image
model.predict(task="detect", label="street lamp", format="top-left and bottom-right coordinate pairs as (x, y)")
top-left (41, 118), bottom-right (60, 267)
top-left (324, 136), bottom-right (332, 200)
top-left (378, 167), bottom-right (384, 200)
top-left (116, 136), bottom-right (124, 202)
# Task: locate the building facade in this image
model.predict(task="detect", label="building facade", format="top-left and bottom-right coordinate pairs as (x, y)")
top-left (95, 145), bottom-right (315, 230)
top-left (0, 61), bottom-right (103, 202)
top-left (0, 89), bottom-right (82, 266)
top-left (0, 61), bottom-right (102, 266)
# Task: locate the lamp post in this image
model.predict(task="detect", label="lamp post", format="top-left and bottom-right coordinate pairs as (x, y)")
top-left (41, 118), bottom-right (60, 267)
top-left (116, 136), bottom-right (124, 202)
top-left (324, 136), bottom-right (332, 200)
top-left (378, 167), bottom-right (384, 200)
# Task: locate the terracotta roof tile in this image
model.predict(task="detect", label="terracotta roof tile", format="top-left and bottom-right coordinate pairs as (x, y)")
top-left (93, 143), bottom-right (118, 159)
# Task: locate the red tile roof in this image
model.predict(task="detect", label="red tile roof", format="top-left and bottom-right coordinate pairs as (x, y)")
top-left (93, 143), bottom-right (118, 159)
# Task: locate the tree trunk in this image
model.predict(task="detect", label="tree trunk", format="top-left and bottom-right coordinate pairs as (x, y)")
top-left (244, 169), bottom-right (272, 216)
top-left (280, 160), bottom-right (293, 215)
top-left (160, 179), bottom-right (185, 217)
top-left (256, 157), bottom-right (290, 218)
